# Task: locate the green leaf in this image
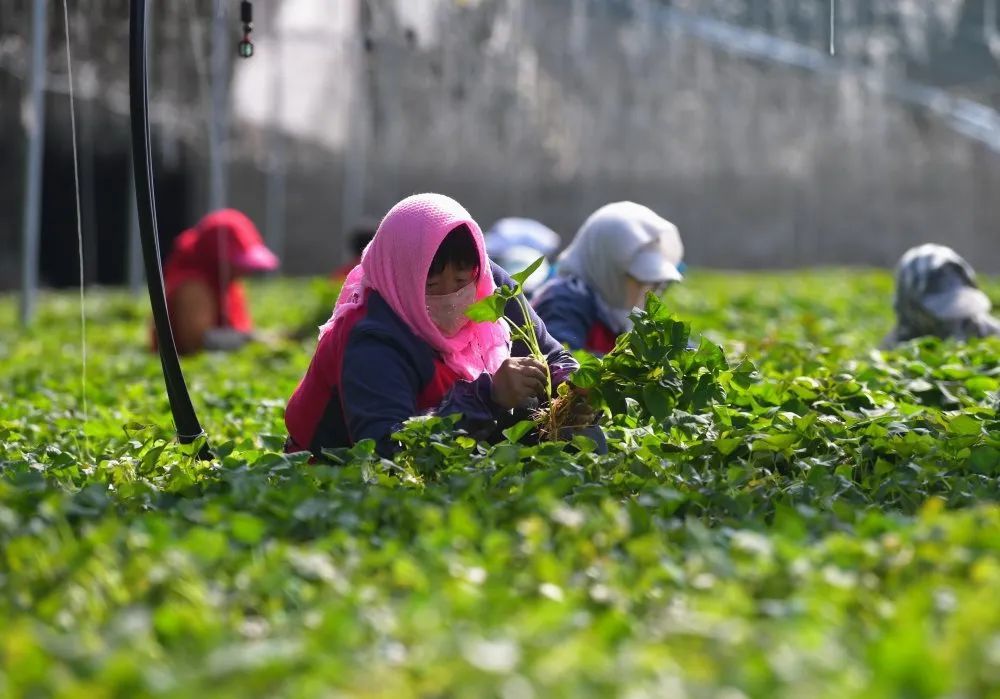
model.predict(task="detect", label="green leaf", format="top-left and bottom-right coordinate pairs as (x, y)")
top-left (230, 512), bottom-right (267, 545)
top-left (510, 256), bottom-right (546, 288)
top-left (693, 338), bottom-right (728, 371)
top-left (965, 376), bottom-right (999, 395)
top-left (642, 384), bottom-right (671, 420)
top-left (502, 420), bottom-right (536, 444)
top-left (465, 294), bottom-right (508, 323)
top-left (968, 446), bottom-right (1000, 474)
top-left (715, 436), bottom-right (743, 457)
top-left (571, 433), bottom-right (598, 453)
top-left (752, 433), bottom-right (799, 453)
top-left (730, 359), bottom-right (760, 389)
top-left (491, 444), bottom-right (523, 466)
top-left (669, 319), bottom-right (690, 350)
top-left (142, 442), bottom-right (167, 471)
top-left (571, 352), bottom-right (603, 389)
top-left (948, 414), bottom-right (983, 437)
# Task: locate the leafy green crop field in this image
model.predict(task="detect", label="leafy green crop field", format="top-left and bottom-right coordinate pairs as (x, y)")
top-left (2, 270), bottom-right (1000, 698)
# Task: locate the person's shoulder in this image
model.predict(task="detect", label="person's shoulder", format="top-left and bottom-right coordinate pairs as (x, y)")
top-left (490, 260), bottom-right (514, 289)
top-left (352, 295), bottom-right (408, 341)
top-left (347, 294), bottom-right (435, 368)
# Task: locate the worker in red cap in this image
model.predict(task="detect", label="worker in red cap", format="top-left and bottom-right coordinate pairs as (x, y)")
top-left (156, 209), bottom-right (280, 355)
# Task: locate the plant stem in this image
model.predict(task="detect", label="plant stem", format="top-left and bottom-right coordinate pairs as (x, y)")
top-left (510, 294), bottom-right (552, 398)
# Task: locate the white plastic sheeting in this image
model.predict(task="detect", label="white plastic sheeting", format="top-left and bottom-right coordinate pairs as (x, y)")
top-left (232, 0), bottom-right (361, 151)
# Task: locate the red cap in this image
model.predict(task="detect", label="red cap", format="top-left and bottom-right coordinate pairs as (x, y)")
top-left (193, 209), bottom-right (279, 273)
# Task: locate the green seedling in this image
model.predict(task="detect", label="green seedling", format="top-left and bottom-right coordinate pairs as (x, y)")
top-left (465, 257), bottom-right (552, 398)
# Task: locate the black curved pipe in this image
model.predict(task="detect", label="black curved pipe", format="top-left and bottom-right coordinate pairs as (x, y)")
top-left (129, 0), bottom-right (211, 457)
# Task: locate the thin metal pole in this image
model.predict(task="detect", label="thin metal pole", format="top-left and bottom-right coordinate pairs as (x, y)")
top-left (264, 1), bottom-right (287, 260)
top-left (507, 0), bottom-right (526, 215)
top-left (80, 84), bottom-right (99, 286)
top-left (986, 0), bottom-right (1000, 60)
top-left (19, 0), bottom-right (48, 326)
top-left (209, 0), bottom-right (229, 209)
top-left (339, 0), bottom-right (367, 268)
top-left (829, 0), bottom-right (836, 56)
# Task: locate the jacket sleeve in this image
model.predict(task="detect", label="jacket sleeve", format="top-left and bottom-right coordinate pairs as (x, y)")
top-left (494, 263), bottom-right (580, 389)
top-left (530, 279), bottom-right (594, 353)
top-left (434, 374), bottom-right (510, 439)
top-left (341, 333), bottom-right (424, 457)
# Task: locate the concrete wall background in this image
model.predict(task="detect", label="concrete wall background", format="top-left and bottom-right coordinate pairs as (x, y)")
top-left (1, 0), bottom-right (999, 287)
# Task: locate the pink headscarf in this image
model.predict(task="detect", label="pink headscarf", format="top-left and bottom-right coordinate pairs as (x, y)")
top-left (320, 193), bottom-right (511, 380)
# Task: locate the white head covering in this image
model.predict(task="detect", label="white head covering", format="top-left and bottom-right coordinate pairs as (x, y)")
top-left (886, 243), bottom-right (998, 345)
top-left (557, 201), bottom-right (684, 310)
top-left (895, 244), bottom-right (990, 320)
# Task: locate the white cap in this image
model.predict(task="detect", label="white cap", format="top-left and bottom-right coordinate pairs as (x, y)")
top-left (627, 244), bottom-right (684, 284)
top-left (656, 218), bottom-right (684, 267)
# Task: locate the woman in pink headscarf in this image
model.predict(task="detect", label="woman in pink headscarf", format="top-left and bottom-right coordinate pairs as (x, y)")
top-left (285, 193), bottom-right (579, 458)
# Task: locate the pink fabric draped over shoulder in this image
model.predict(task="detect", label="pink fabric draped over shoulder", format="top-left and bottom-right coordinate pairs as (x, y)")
top-left (319, 193), bottom-right (511, 380)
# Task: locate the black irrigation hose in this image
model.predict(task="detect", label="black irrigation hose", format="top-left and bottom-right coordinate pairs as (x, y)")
top-left (129, 0), bottom-right (211, 459)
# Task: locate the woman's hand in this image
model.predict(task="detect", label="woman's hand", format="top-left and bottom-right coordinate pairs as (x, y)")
top-left (491, 357), bottom-right (548, 410)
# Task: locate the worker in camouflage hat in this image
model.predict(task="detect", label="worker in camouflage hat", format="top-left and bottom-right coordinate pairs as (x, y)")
top-left (883, 243), bottom-right (1000, 347)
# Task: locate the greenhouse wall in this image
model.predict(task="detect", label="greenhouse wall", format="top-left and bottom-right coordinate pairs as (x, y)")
top-left (1, 0), bottom-right (999, 286)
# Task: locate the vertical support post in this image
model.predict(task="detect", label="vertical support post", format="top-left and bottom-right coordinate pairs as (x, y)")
top-left (264, 0), bottom-right (287, 260)
top-left (209, 0), bottom-right (230, 210)
top-left (828, 0), bottom-right (836, 56)
top-left (339, 0), bottom-right (368, 268)
top-left (80, 89), bottom-right (99, 286)
top-left (985, 0), bottom-right (1000, 60)
top-left (507, 0), bottom-right (526, 215)
top-left (19, 0), bottom-right (48, 326)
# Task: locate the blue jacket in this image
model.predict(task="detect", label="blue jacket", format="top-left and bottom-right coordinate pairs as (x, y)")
top-left (532, 276), bottom-right (619, 354)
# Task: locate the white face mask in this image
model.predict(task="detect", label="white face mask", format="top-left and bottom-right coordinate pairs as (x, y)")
top-left (426, 280), bottom-right (478, 337)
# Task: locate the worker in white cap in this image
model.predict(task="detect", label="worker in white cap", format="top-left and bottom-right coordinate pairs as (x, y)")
top-left (884, 243), bottom-right (1000, 347)
top-left (532, 202), bottom-right (684, 354)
